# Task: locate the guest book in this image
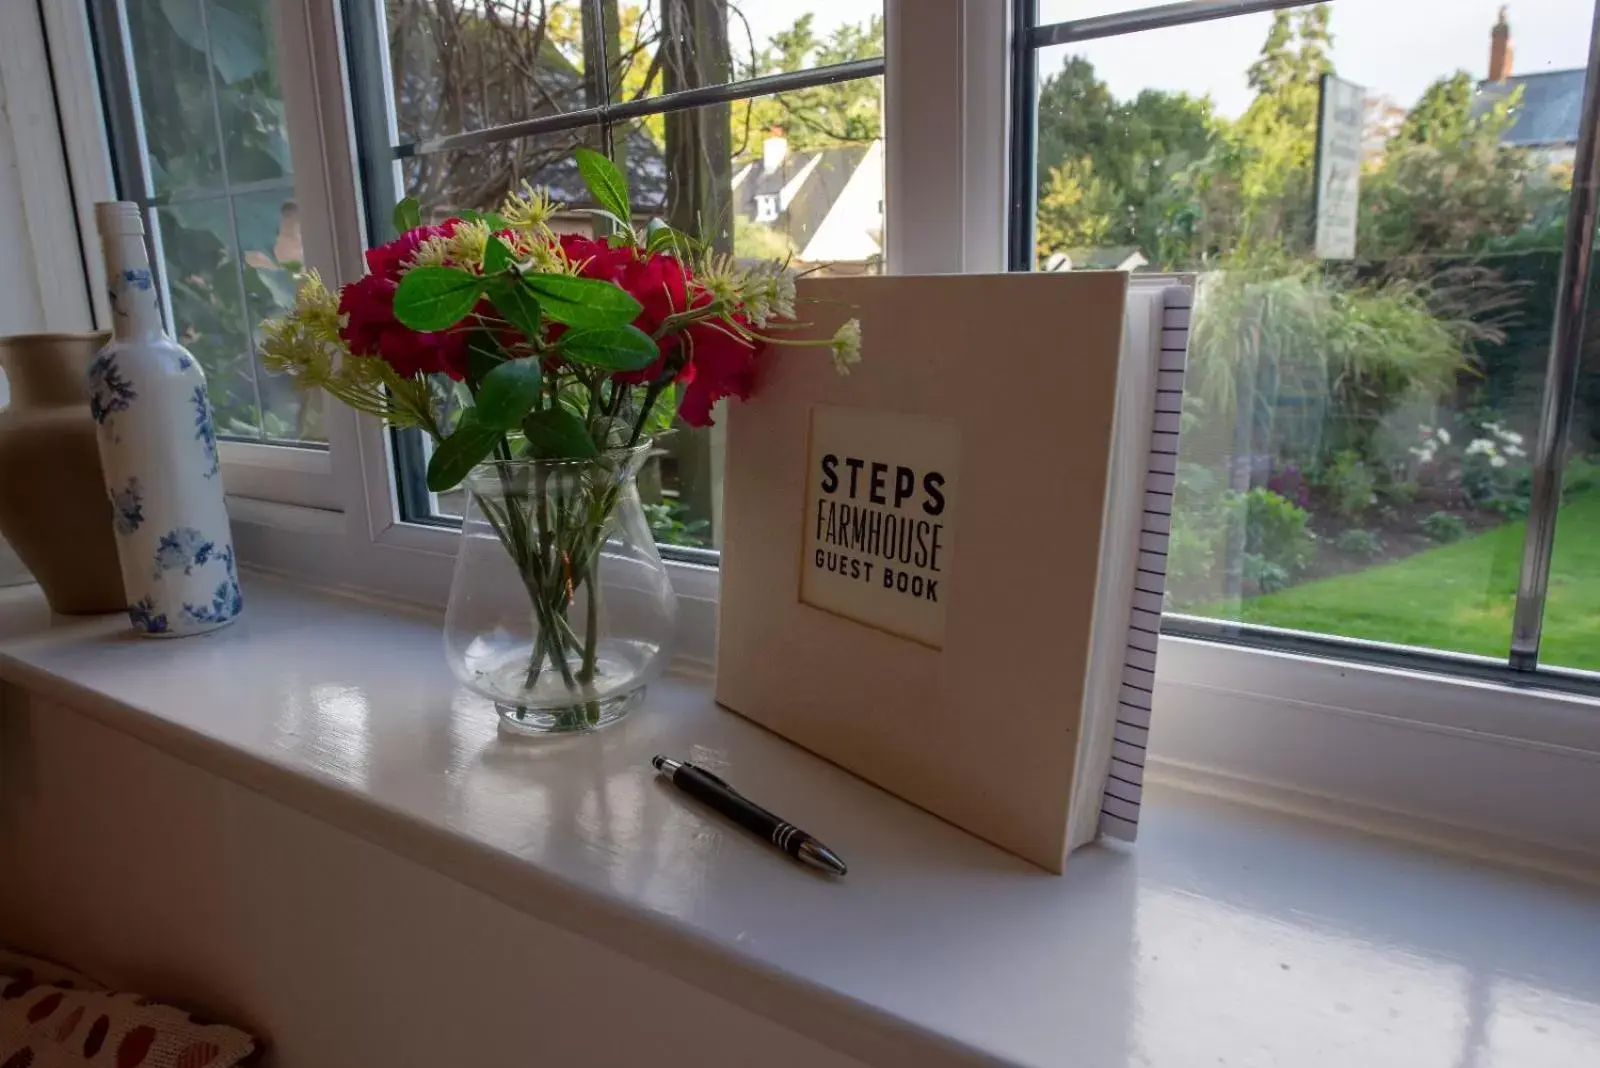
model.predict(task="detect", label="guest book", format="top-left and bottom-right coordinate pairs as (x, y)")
top-left (715, 273), bottom-right (1192, 872)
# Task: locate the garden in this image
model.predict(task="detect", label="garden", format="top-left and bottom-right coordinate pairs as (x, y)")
top-left (1032, 7), bottom-right (1600, 669)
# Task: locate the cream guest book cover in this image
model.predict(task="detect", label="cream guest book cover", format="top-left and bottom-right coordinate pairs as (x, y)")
top-left (715, 272), bottom-right (1140, 873)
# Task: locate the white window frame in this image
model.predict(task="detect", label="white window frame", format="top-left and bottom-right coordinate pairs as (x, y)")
top-left (39, 0), bottom-right (339, 510)
top-left (27, 0), bottom-right (1600, 867)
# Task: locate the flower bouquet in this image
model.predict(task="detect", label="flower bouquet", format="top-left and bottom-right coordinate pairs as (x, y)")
top-left (263, 149), bottom-right (858, 732)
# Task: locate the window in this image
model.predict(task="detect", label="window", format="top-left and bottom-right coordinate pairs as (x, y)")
top-left (343, 0), bottom-right (885, 556)
top-left (90, 0), bottom-right (323, 447)
top-left (1012, 0), bottom-right (1600, 687)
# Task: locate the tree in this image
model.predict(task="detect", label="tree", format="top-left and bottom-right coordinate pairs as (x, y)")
top-left (1358, 73), bottom-right (1533, 257)
top-left (1031, 55), bottom-right (1213, 263)
top-left (1035, 157), bottom-right (1118, 262)
top-left (730, 14), bottom-right (883, 160)
top-left (1395, 72), bottom-right (1477, 147)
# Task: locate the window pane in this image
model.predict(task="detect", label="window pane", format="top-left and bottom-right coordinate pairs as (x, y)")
top-left (632, 78), bottom-right (885, 549)
top-left (384, 2), bottom-right (883, 146)
top-left (1540, 228), bottom-right (1600, 674)
top-left (104, 0), bottom-right (321, 445)
top-left (386, 0), bottom-right (591, 144)
top-left (1037, 1), bottom-right (1173, 23)
top-left (632, 1), bottom-right (882, 102)
top-left (1030, 2), bottom-right (1590, 659)
top-left (399, 128), bottom-right (603, 219)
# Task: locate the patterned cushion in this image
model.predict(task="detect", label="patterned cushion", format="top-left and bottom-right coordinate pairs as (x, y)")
top-left (0, 951), bottom-right (259, 1068)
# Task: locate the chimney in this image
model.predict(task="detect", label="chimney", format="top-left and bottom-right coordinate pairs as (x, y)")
top-left (762, 127), bottom-right (788, 173)
top-left (1490, 5), bottom-right (1514, 83)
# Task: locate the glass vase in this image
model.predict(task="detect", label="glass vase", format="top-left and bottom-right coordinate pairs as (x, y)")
top-left (443, 444), bottom-right (677, 734)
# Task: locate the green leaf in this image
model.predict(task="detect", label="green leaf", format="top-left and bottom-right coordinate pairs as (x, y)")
top-left (484, 235), bottom-right (513, 275)
top-left (645, 382), bottom-right (677, 433)
top-left (574, 146), bottom-right (630, 225)
top-left (559, 324), bottom-right (659, 371)
top-left (426, 413), bottom-right (502, 492)
top-left (484, 276), bottom-right (543, 340)
top-left (571, 207), bottom-right (637, 245)
top-left (392, 196), bottom-right (421, 233)
top-left (645, 219), bottom-right (697, 257)
top-left (465, 332), bottom-right (504, 387)
top-left (522, 407), bottom-right (599, 459)
top-left (473, 359), bottom-right (543, 430)
top-left (523, 273), bottom-right (642, 328)
top-left (393, 266), bottom-right (482, 331)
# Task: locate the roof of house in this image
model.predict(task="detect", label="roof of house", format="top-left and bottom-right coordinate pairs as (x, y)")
top-left (733, 145), bottom-right (872, 256)
top-left (1044, 246), bottom-right (1148, 272)
top-left (1474, 69), bottom-right (1588, 147)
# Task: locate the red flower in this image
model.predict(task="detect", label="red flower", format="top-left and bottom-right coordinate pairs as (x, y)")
top-left (338, 233), bottom-right (472, 380)
top-left (677, 318), bottom-right (762, 428)
top-left (367, 219), bottom-right (461, 280)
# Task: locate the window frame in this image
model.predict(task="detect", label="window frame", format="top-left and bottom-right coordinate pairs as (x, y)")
top-left (29, 0), bottom-right (1600, 859)
top-left (46, 0), bottom-right (342, 508)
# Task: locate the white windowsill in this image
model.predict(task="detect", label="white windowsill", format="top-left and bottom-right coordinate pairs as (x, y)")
top-left (0, 577), bottom-right (1598, 1067)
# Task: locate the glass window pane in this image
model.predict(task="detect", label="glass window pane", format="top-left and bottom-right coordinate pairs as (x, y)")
top-left (123, 0), bottom-right (223, 197)
top-left (1037, 1), bottom-right (1173, 24)
top-left (1031, 2), bottom-right (1589, 660)
top-left (386, 0), bottom-right (592, 144)
top-left (398, 74), bottom-right (885, 537)
top-left (633, 1), bottom-right (882, 101)
top-left (102, 0), bottom-right (321, 445)
top-left (399, 128), bottom-right (603, 220)
top-left (1541, 225), bottom-right (1600, 674)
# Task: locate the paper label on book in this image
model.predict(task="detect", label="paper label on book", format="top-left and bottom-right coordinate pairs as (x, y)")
top-left (800, 405), bottom-right (960, 648)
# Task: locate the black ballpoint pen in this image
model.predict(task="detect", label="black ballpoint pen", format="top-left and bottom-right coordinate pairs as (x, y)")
top-left (652, 756), bottom-right (848, 876)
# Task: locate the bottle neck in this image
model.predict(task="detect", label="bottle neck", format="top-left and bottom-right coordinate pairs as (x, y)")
top-left (101, 232), bottom-right (165, 341)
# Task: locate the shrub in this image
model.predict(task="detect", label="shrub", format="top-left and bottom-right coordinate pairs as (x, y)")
top-left (1231, 486), bottom-right (1315, 577)
top-left (1321, 450), bottom-right (1377, 517)
top-left (644, 499), bottom-right (710, 548)
top-left (1188, 259), bottom-right (1495, 467)
top-left (1564, 455), bottom-right (1600, 497)
top-left (1242, 553), bottom-right (1291, 594)
top-left (1421, 510), bottom-right (1468, 543)
top-left (1335, 527), bottom-right (1384, 559)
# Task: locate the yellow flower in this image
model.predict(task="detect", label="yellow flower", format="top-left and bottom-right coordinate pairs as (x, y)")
top-left (500, 181), bottom-right (560, 235)
top-left (408, 219), bottom-right (490, 271)
top-left (696, 253), bottom-right (742, 307)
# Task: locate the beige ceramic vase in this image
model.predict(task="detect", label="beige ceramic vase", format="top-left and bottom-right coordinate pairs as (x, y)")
top-left (0, 332), bottom-right (126, 613)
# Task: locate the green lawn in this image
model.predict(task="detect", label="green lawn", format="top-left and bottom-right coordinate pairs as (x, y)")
top-left (1194, 493), bottom-right (1600, 671)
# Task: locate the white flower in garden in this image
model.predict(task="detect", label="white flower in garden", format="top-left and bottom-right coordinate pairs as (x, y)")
top-left (1505, 444), bottom-right (1526, 458)
top-left (830, 319), bottom-right (862, 375)
top-left (1491, 455), bottom-right (1508, 469)
top-left (1502, 429), bottom-right (1524, 446)
top-left (1436, 428), bottom-right (1451, 445)
top-left (1466, 439), bottom-right (1493, 456)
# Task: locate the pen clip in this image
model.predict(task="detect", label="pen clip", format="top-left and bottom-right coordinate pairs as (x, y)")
top-left (689, 763), bottom-right (735, 791)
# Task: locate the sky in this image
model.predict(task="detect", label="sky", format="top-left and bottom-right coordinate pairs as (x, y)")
top-left (1042, 0), bottom-right (1595, 117)
top-left (734, 1), bottom-right (1595, 118)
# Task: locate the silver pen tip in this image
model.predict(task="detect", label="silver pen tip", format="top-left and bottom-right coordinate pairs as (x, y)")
top-left (651, 755), bottom-right (682, 775)
top-left (797, 839), bottom-right (848, 876)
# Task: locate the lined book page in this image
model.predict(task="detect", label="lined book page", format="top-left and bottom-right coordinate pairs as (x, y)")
top-left (1099, 284), bottom-right (1191, 842)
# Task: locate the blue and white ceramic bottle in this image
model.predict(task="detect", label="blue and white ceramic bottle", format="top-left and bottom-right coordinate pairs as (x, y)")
top-left (91, 201), bottom-right (241, 637)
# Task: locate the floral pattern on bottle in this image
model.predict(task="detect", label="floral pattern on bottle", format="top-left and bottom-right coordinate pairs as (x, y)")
top-left (192, 386), bottom-right (219, 478)
top-left (128, 596), bottom-right (169, 635)
top-left (87, 353), bottom-right (137, 426)
top-left (152, 527), bottom-right (215, 578)
top-left (109, 477), bottom-right (144, 535)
